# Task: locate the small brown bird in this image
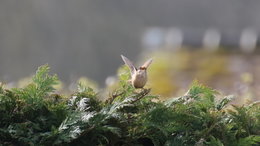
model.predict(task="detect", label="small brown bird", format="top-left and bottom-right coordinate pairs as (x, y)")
top-left (121, 55), bottom-right (153, 88)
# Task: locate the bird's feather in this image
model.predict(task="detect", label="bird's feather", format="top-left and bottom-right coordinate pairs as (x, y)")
top-left (141, 58), bottom-right (153, 69)
top-left (121, 55), bottom-right (136, 75)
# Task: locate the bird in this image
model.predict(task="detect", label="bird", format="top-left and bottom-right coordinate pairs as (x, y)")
top-left (121, 55), bottom-right (153, 88)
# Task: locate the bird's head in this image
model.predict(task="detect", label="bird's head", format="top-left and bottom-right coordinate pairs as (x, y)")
top-left (137, 67), bottom-right (147, 74)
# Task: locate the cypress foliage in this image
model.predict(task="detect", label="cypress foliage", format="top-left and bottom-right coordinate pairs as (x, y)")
top-left (0, 65), bottom-right (259, 146)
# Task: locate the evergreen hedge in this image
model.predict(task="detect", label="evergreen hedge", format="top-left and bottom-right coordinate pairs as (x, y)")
top-left (0, 65), bottom-right (259, 146)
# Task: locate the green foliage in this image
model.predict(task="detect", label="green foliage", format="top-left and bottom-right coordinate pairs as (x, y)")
top-left (0, 65), bottom-right (66, 145)
top-left (0, 65), bottom-right (260, 146)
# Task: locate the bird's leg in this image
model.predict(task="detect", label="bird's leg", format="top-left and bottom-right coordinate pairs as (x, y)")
top-left (133, 89), bottom-right (140, 94)
top-left (140, 87), bottom-right (147, 92)
top-left (133, 87), bottom-right (146, 94)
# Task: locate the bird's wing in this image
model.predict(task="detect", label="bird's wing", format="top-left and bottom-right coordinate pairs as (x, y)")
top-left (141, 58), bottom-right (153, 69)
top-left (121, 55), bottom-right (136, 75)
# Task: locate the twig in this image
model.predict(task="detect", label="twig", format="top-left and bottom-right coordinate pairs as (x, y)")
top-left (131, 88), bottom-right (151, 104)
top-left (106, 90), bottom-right (124, 104)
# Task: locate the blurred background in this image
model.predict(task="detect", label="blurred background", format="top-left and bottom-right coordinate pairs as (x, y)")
top-left (1, 0), bottom-right (260, 102)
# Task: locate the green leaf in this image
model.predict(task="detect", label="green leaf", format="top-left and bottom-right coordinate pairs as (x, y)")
top-left (206, 136), bottom-right (224, 146)
top-left (32, 64), bottom-right (58, 97)
top-left (237, 135), bottom-right (260, 146)
top-left (216, 95), bottom-right (234, 110)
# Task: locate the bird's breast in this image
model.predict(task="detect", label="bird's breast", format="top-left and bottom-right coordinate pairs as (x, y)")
top-left (132, 73), bottom-right (147, 88)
